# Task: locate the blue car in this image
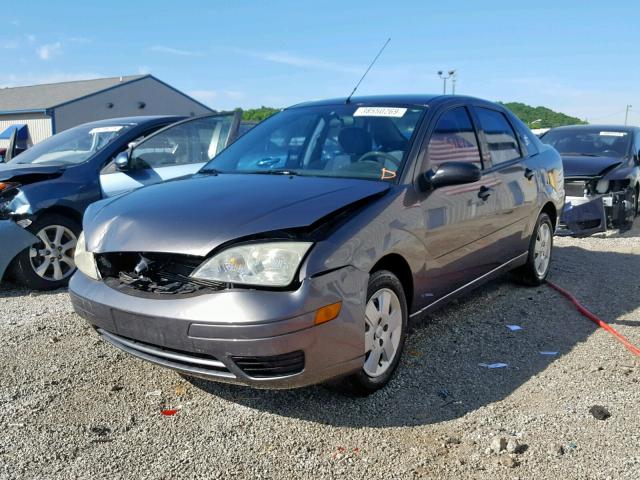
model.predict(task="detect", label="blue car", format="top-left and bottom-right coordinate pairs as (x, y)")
top-left (0, 111), bottom-right (242, 289)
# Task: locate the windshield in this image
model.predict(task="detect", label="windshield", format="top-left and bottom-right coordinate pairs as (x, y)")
top-left (9, 124), bottom-right (133, 165)
top-left (541, 129), bottom-right (631, 158)
top-left (202, 104), bottom-right (426, 181)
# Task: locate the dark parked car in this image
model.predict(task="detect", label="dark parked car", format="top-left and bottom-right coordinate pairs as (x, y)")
top-left (541, 125), bottom-right (640, 235)
top-left (70, 95), bottom-right (564, 394)
top-left (0, 111), bottom-right (243, 289)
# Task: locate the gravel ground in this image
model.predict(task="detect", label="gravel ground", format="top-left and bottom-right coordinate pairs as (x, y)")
top-left (1, 224), bottom-right (639, 479)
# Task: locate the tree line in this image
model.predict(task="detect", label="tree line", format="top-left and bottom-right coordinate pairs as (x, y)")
top-left (240, 103), bottom-right (588, 129)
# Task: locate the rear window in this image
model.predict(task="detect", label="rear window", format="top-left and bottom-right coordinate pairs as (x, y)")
top-left (541, 129), bottom-right (631, 158)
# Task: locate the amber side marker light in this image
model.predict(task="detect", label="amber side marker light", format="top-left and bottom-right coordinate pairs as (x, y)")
top-left (0, 182), bottom-right (18, 192)
top-left (315, 302), bottom-right (342, 325)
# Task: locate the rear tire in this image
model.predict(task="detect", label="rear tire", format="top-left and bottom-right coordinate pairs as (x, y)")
top-left (512, 212), bottom-right (553, 286)
top-left (338, 270), bottom-right (408, 396)
top-left (11, 214), bottom-right (80, 290)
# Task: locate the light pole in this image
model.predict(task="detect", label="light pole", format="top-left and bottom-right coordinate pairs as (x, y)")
top-left (625, 104), bottom-right (632, 126)
top-left (437, 70), bottom-right (457, 95)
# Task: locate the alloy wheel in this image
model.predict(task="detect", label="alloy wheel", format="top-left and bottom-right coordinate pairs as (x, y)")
top-left (29, 225), bottom-right (78, 281)
top-left (364, 288), bottom-right (402, 377)
top-left (533, 222), bottom-right (551, 277)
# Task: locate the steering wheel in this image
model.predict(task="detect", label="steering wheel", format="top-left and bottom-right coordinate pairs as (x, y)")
top-left (356, 151), bottom-right (402, 167)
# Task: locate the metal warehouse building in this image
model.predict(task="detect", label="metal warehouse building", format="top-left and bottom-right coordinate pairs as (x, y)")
top-left (0, 74), bottom-right (212, 148)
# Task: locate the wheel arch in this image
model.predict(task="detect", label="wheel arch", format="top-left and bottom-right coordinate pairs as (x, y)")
top-left (369, 253), bottom-right (414, 312)
top-left (33, 205), bottom-right (83, 228)
top-left (540, 201), bottom-right (558, 229)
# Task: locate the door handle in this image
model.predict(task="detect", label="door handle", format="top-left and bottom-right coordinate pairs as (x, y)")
top-left (477, 185), bottom-right (492, 201)
top-left (524, 168), bottom-right (535, 180)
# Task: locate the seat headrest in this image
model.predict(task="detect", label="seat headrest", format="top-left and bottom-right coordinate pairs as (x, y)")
top-left (371, 117), bottom-right (408, 151)
top-left (338, 127), bottom-right (372, 155)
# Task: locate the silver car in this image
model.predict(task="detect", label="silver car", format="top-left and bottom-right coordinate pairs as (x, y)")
top-left (70, 95), bottom-right (564, 394)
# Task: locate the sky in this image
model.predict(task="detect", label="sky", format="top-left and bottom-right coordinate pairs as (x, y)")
top-left (1, 0), bottom-right (639, 125)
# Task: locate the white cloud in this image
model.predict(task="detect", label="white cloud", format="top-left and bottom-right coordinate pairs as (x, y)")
top-left (234, 48), bottom-right (361, 74)
top-left (36, 42), bottom-right (62, 60)
top-left (27, 34), bottom-right (36, 44)
top-left (148, 45), bottom-right (203, 56)
top-left (137, 65), bottom-right (151, 75)
top-left (1, 40), bottom-right (18, 49)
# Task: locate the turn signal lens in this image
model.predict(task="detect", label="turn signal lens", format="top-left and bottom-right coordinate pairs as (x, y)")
top-left (0, 182), bottom-right (19, 193)
top-left (314, 302), bottom-right (342, 325)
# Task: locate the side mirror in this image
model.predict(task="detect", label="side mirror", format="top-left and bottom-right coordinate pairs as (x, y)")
top-left (114, 151), bottom-right (131, 171)
top-left (419, 161), bottom-right (481, 191)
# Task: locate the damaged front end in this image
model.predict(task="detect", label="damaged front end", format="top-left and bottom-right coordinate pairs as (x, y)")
top-left (558, 177), bottom-right (635, 236)
top-left (0, 182), bottom-right (39, 281)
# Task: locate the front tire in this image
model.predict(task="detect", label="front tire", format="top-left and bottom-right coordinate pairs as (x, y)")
top-left (338, 270), bottom-right (408, 396)
top-left (11, 214), bottom-right (80, 290)
top-left (512, 212), bottom-right (553, 286)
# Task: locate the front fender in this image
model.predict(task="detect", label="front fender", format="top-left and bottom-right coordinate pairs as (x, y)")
top-left (0, 220), bottom-right (38, 280)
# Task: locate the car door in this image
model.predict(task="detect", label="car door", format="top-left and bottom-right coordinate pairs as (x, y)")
top-left (414, 104), bottom-right (505, 300)
top-left (471, 106), bottom-right (538, 258)
top-left (100, 111), bottom-right (241, 197)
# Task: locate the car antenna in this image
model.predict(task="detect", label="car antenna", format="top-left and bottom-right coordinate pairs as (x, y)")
top-left (346, 37), bottom-right (391, 104)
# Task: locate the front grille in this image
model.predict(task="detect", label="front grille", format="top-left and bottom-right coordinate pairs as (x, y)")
top-left (96, 252), bottom-right (227, 297)
top-left (565, 181), bottom-right (587, 197)
top-left (97, 328), bottom-right (236, 378)
top-left (232, 351), bottom-right (305, 378)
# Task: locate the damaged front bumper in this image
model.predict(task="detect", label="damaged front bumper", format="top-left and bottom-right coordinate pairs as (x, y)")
top-left (69, 265), bottom-right (369, 389)
top-left (0, 219), bottom-right (38, 281)
top-left (558, 189), bottom-right (634, 236)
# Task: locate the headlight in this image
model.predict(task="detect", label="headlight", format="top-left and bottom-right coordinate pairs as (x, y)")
top-left (74, 231), bottom-right (100, 280)
top-left (191, 242), bottom-right (313, 287)
top-left (595, 179), bottom-right (610, 194)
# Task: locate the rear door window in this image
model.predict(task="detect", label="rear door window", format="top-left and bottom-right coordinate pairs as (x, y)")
top-left (422, 106), bottom-right (482, 172)
top-left (475, 108), bottom-right (522, 165)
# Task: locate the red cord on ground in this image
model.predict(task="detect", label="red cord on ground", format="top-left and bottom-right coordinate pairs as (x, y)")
top-left (547, 280), bottom-right (640, 357)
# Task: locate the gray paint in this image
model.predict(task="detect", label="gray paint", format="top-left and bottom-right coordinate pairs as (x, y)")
top-left (70, 95), bottom-right (565, 389)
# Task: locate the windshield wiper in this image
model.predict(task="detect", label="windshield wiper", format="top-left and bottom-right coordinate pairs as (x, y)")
top-left (562, 152), bottom-right (602, 157)
top-left (199, 168), bottom-right (222, 175)
top-left (248, 169), bottom-right (300, 176)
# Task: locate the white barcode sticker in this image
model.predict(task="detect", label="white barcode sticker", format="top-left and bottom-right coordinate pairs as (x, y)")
top-left (89, 126), bottom-right (124, 134)
top-left (599, 131), bottom-right (626, 137)
top-left (353, 107), bottom-right (407, 117)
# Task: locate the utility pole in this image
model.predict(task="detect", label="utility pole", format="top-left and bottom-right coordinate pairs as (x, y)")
top-left (437, 70), bottom-right (456, 95)
top-left (625, 104), bottom-right (632, 126)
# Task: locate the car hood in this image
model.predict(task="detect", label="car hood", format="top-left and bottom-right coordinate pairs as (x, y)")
top-left (85, 173), bottom-right (390, 256)
top-left (0, 163), bottom-right (65, 182)
top-left (562, 155), bottom-right (623, 178)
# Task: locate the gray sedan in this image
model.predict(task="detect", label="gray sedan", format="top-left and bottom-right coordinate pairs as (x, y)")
top-left (70, 95), bottom-right (564, 394)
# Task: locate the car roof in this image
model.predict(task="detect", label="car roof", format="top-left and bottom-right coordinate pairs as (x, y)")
top-left (78, 115), bottom-right (186, 128)
top-left (287, 94), bottom-right (506, 110)
top-left (548, 124), bottom-right (638, 133)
